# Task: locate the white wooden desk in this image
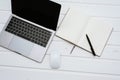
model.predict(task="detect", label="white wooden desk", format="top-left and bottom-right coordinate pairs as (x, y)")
top-left (0, 0), bottom-right (120, 80)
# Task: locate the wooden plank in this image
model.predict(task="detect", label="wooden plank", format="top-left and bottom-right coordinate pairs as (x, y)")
top-left (0, 66), bottom-right (120, 80)
top-left (0, 0), bottom-right (11, 10)
top-left (60, 3), bottom-right (120, 18)
top-left (108, 32), bottom-right (120, 45)
top-left (0, 52), bottom-right (120, 75)
top-left (0, 11), bottom-right (11, 24)
top-left (71, 45), bottom-right (120, 60)
top-left (60, 0), bottom-right (120, 5)
top-left (47, 39), bottom-right (74, 56)
top-left (102, 45), bottom-right (120, 60)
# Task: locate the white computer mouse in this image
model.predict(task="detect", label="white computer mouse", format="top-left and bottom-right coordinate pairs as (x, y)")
top-left (49, 51), bottom-right (61, 69)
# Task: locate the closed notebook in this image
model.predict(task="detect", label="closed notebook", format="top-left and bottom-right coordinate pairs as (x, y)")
top-left (56, 7), bottom-right (113, 56)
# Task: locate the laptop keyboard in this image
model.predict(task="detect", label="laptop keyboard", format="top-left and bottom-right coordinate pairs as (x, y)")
top-left (5, 16), bottom-right (52, 47)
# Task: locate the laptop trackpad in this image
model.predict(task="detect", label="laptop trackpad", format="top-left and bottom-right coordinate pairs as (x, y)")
top-left (8, 36), bottom-right (33, 56)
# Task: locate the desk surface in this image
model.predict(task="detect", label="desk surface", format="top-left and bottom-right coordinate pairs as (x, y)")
top-left (0, 0), bottom-right (120, 80)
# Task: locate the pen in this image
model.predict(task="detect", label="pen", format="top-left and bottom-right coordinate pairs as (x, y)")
top-left (86, 34), bottom-right (96, 56)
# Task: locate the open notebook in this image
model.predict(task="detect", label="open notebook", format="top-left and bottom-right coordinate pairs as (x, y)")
top-left (56, 7), bottom-right (113, 56)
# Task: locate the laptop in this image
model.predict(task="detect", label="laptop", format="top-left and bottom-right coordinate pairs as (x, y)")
top-left (0, 0), bottom-right (61, 62)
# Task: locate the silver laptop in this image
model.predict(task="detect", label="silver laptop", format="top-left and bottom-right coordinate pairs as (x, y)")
top-left (0, 0), bottom-right (61, 62)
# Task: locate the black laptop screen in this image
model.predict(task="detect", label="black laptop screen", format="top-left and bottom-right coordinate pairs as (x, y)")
top-left (11, 0), bottom-right (61, 31)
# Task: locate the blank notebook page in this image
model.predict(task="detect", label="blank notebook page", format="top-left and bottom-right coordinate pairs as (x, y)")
top-left (56, 8), bottom-right (89, 44)
top-left (56, 7), bottom-right (113, 56)
top-left (78, 17), bottom-right (113, 56)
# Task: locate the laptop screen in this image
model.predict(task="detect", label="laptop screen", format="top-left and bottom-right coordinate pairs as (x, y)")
top-left (11, 0), bottom-right (61, 31)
